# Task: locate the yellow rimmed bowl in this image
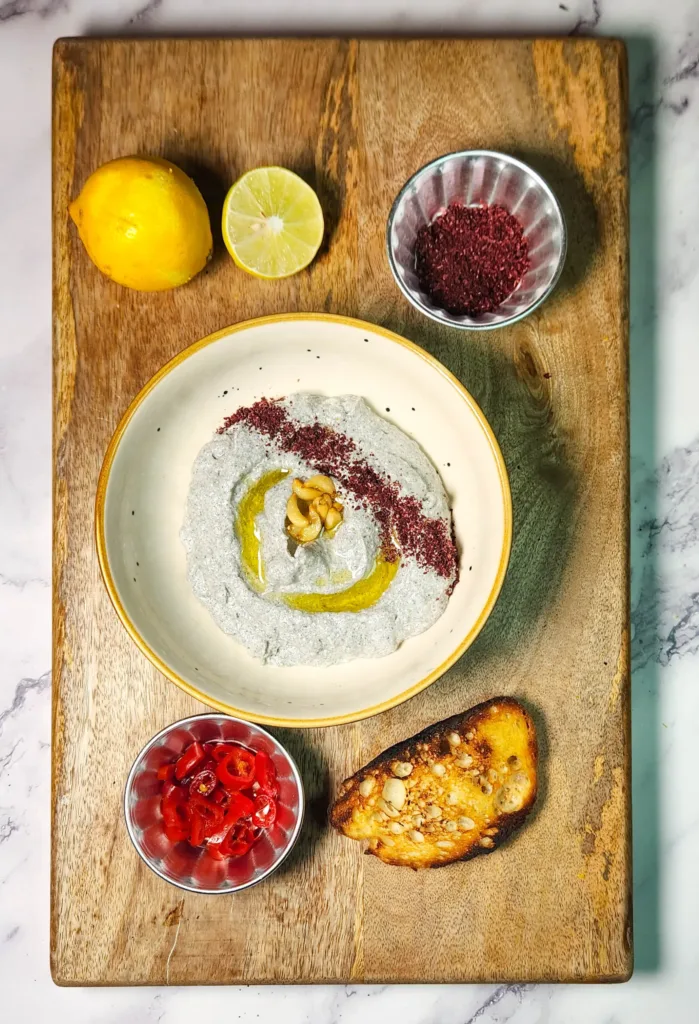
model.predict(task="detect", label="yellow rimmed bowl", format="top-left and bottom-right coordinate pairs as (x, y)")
top-left (96, 314), bottom-right (512, 727)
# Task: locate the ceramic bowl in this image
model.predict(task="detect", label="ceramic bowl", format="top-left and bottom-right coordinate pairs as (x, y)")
top-left (387, 150), bottom-right (567, 330)
top-left (96, 313), bottom-right (512, 727)
top-left (124, 714), bottom-right (304, 893)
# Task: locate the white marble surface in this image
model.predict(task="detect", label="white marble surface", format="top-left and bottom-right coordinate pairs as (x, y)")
top-left (1, 0), bottom-right (698, 1019)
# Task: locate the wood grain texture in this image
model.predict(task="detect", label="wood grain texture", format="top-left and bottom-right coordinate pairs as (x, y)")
top-left (52, 38), bottom-right (630, 985)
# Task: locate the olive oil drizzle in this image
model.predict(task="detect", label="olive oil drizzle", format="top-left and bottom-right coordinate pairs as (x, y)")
top-left (235, 469), bottom-right (399, 612)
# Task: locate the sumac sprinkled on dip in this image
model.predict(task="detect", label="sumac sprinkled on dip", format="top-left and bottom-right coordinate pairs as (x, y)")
top-left (219, 399), bottom-right (458, 584)
top-left (414, 203), bottom-right (530, 316)
top-left (183, 392), bottom-right (459, 666)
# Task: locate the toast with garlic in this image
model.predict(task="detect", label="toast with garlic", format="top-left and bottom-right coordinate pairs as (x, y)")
top-left (330, 698), bottom-right (537, 867)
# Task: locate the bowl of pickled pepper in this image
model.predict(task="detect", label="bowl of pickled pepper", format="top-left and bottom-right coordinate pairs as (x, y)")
top-left (124, 713), bottom-right (304, 893)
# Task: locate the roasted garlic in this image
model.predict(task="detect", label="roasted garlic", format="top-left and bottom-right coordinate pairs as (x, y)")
top-left (286, 475), bottom-right (344, 544)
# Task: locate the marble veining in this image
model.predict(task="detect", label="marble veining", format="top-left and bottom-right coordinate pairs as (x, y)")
top-left (0, 671), bottom-right (51, 734)
top-left (129, 0), bottom-right (162, 23)
top-left (0, 0), bottom-right (67, 22)
top-left (570, 0), bottom-right (602, 34)
top-left (665, 54), bottom-right (699, 85)
top-left (1, 0), bottom-right (699, 1021)
top-left (462, 984), bottom-right (533, 1023)
top-left (632, 439), bottom-right (699, 670)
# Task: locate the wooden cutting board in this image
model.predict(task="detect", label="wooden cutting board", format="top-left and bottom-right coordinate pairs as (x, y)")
top-left (52, 37), bottom-right (631, 985)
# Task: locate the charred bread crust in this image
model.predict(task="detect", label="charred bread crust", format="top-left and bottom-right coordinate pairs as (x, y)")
top-left (330, 698), bottom-right (537, 868)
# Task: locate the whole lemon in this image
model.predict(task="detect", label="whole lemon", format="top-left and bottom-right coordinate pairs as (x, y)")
top-left (69, 157), bottom-right (213, 291)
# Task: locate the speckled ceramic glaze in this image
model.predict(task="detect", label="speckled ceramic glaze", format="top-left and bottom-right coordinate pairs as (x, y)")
top-left (387, 150), bottom-right (567, 330)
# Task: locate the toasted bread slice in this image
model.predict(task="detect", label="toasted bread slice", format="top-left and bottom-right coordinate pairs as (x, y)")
top-left (330, 698), bottom-right (537, 868)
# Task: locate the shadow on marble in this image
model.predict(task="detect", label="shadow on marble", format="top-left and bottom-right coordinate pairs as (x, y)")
top-left (627, 34), bottom-right (661, 974)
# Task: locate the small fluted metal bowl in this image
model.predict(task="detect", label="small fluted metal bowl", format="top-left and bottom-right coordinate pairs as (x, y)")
top-left (124, 714), bottom-right (304, 894)
top-left (387, 150), bottom-right (567, 330)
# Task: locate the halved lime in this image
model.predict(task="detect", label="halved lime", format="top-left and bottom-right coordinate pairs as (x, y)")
top-left (222, 167), bottom-right (324, 279)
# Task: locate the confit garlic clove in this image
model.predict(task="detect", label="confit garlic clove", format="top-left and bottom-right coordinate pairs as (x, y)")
top-left (313, 492), bottom-right (334, 522)
top-left (286, 492), bottom-right (308, 527)
top-left (292, 477), bottom-right (324, 502)
top-left (287, 476), bottom-right (344, 543)
top-left (304, 474), bottom-right (336, 494)
top-left (287, 505), bottom-right (322, 544)
top-left (325, 505), bottom-right (343, 533)
top-left (392, 761), bottom-right (413, 778)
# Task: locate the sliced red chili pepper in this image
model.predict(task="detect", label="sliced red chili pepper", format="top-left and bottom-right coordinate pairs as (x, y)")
top-left (189, 768), bottom-right (217, 798)
top-left (234, 791), bottom-right (255, 816)
top-left (189, 809), bottom-right (206, 847)
top-left (251, 793), bottom-right (277, 828)
top-left (189, 792), bottom-right (224, 824)
top-left (187, 794), bottom-right (224, 847)
top-left (161, 787), bottom-right (189, 831)
top-left (215, 746), bottom-right (256, 790)
top-left (175, 741), bottom-right (205, 780)
top-left (157, 740), bottom-right (270, 858)
top-left (161, 780), bottom-right (178, 801)
top-left (206, 792), bottom-right (255, 845)
top-left (254, 750), bottom-right (279, 797)
top-left (208, 823), bottom-right (255, 859)
top-left (206, 839), bottom-right (227, 860)
top-left (163, 821), bottom-right (189, 843)
top-left (221, 822), bottom-right (254, 858)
